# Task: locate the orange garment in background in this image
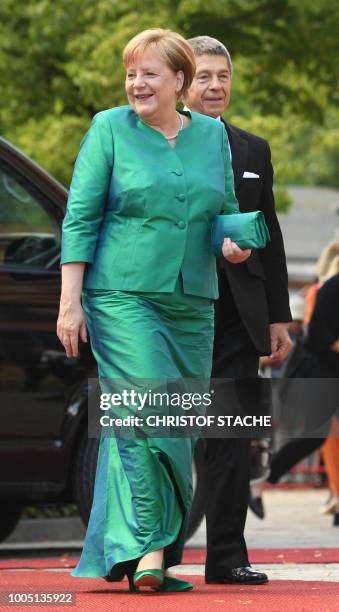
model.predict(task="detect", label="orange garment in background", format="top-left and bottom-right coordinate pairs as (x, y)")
top-left (321, 418), bottom-right (339, 496)
top-left (304, 282), bottom-right (321, 327)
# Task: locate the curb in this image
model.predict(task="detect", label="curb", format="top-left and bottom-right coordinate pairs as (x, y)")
top-left (2, 518), bottom-right (85, 545)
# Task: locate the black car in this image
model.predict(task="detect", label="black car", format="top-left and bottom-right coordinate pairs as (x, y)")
top-left (0, 137), bottom-right (205, 543)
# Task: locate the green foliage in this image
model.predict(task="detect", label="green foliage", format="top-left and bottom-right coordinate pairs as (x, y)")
top-left (6, 114), bottom-right (90, 186)
top-left (22, 504), bottom-right (79, 519)
top-left (273, 186), bottom-right (293, 213)
top-left (306, 115), bottom-right (339, 189)
top-left (177, 0), bottom-right (339, 121)
top-left (1, 0), bottom-right (338, 190)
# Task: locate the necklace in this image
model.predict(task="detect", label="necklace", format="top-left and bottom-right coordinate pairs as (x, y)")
top-left (163, 112), bottom-right (184, 140)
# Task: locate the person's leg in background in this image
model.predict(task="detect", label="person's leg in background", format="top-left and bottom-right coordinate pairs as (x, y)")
top-left (268, 437), bottom-right (327, 484)
top-left (321, 417), bottom-right (339, 524)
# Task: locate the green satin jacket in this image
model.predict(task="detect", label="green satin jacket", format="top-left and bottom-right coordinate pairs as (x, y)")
top-left (60, 105), bottom-right (238, 299)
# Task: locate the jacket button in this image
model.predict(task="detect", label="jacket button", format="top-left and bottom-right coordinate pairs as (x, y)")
top-left (177, 221), bottom-right (186, 229)
top-left (175, 169), bottom-right (183, 176)
top-left (176, 193), bottom-right (185, 201)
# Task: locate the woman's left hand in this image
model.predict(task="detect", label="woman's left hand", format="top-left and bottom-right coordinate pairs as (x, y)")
top-left (222, 237), bottom-right (251, 263)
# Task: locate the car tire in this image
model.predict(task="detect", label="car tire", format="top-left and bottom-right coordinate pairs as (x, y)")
top-left (72, 431), bottom-right (99, 526)
top-left (73, 430), bottom-right (205, 540)
top-left (0, 502), bottom-right (22, 542)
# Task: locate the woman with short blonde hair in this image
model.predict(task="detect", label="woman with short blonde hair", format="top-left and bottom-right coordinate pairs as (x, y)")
top-left (58, 28), bottom-right (247, 593)
top-left (122, 28), bottom-right (196, 98)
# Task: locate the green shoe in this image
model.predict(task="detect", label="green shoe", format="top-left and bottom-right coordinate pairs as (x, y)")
top-left (133, 568), bottom-right (164, 589)
top-left (152, 576), bottom-right (193, 592)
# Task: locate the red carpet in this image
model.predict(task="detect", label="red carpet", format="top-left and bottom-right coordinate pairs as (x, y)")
top-left (0, 548), bottom-right (338, 570)
top-left (0, 572), bottom-right (338, 611)
top-left (0, 555), bottom-right (78, 570)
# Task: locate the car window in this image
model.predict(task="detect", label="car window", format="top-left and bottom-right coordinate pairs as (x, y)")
top-left (0, 165), bottom-right (60, 269)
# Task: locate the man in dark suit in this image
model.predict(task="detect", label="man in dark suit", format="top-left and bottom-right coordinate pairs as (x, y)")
top-left (184, 36), bottom-right (292, 585)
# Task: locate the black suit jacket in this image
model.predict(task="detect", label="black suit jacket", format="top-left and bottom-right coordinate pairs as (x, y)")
top-left (218, 121), bottom-right (291, 354)
top-left (305, 273), bottom-right (339, 375)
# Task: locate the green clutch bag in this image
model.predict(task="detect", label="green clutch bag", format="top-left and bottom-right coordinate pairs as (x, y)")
top-left (212, 211), bottom-right (270, 256)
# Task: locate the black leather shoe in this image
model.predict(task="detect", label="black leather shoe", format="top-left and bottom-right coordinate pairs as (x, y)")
top-left (206, 566), bottom-right (268, 585)
top-left (249, 490), bottom-right (265, 519)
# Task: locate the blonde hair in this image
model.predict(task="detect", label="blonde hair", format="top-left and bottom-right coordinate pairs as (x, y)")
top-left (123, 28), bottom-right (196, 97)
top-left (321, 254), bottom-right (339, 283)
top-left (316, 240), bottom-right (339, 282)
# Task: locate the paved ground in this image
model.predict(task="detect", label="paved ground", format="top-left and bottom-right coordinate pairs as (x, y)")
top-left (174, 564), bottom-right (339, 582)
top-left (188, 488), bottom-right (338, 549)
top-left (279, 186), bottom-right (339, 260)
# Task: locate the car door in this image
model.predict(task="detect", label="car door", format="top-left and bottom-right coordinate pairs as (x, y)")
top-left (0, 153), bottom-right (89, 491)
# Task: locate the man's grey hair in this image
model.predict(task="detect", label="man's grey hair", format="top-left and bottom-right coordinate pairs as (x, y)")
top-left (187, 36), bottom-right (233, 77)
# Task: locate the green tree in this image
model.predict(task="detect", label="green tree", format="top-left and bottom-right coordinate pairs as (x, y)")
top-left (1, 0), bottom-right (338, 194)
top-left (0, 0), bottom-right (177, 183)
top-left (177, 0), bottom-right (339, 121)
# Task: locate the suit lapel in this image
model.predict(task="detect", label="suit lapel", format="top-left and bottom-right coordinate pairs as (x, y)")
top-left (222, 120), bottom-right (248, 189)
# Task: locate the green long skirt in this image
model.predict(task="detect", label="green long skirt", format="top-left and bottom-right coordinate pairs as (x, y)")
top-left (72, 275), bottom-right (214, 578)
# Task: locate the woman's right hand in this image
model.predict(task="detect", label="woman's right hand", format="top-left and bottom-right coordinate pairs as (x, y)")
top-left (330, 339), bottom-right (339, 353)
top-left (57, 298), bottom-right (87, 358)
